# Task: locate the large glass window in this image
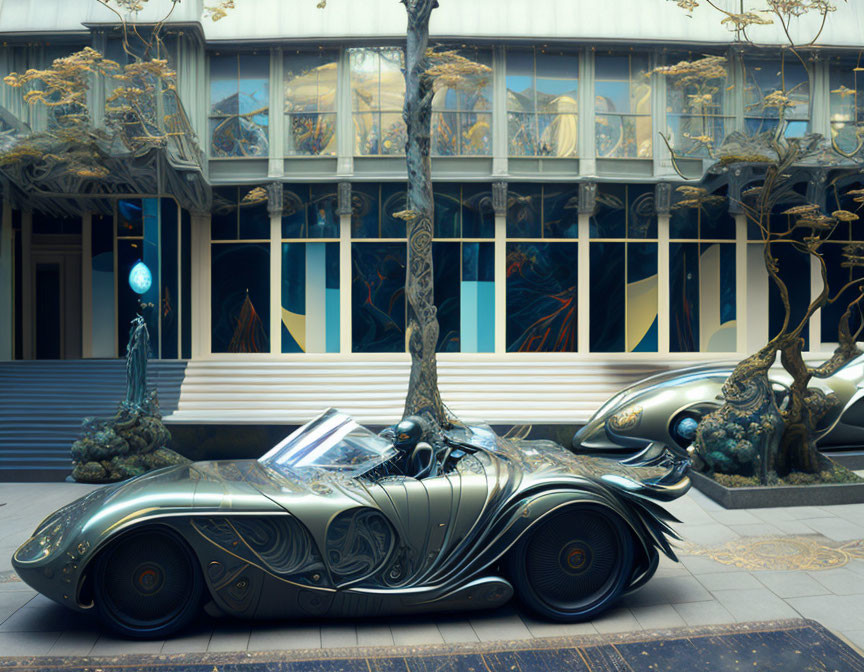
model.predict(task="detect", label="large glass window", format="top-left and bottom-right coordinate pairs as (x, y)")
top-left (669, 189), bottom-right (737, 352)
top-left (432, 47), bottom-right (493, 156)
top-left (281, 184), bottom-right (340, 353)
top-left (828, 55), bottom-right (864, 155)
top-left (589, 184), bottom-right (658, 352)
top-left (284, 50), bottom-right (338, 156)
top-left (663, 53), bottom-right (732, 158)
top-left (595, 53), bottom-right (652, 159)
top-left (743, 54), bottom-right (810, 138)
top-left (350, 47), bottom-right (406, 156)
top-left (821, 184), bottom-right (864, 342)
top-left (506, 48), bottom-right (578, 158)
top-left (116, 199), bottom-right (160, 355)
top-left (506, 184), bottom-right (580, 352)
top-left (209, 52), bottom-right (270, 158)
top-left (211, 186), bottom-right (271, 353)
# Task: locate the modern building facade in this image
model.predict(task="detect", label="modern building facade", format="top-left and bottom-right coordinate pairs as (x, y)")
top-left (1, 0), bottom-right (864, 425)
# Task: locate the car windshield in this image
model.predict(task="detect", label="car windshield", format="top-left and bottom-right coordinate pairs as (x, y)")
top-left (259, 408), bottom-right (397, 478)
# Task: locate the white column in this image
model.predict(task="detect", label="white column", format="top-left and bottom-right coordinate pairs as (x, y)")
top-left (190, 213), bottom-right (211, 359)
top-left (21, 210), bottom-right (32, 360)
top-left (657, 213), bottom-right (670, 353)
top-left (735, 213), bottom-right (748, 355)
top-left (810, 253), bottom-right (823, 353)
top-left (339, 213), bottom-right (352, 353)
top-left (494, 212), bottom-right (506, 353)
top-left (0, 200), bottom-right (12, 360)
top-left (81, 213), bottom-right (93, 358)
top-left (577, 212), bottom-right (591, 353)
top-left (579, 46), bottom-right (596, 176)
top-left (270, 212), bottom-right (281, 354)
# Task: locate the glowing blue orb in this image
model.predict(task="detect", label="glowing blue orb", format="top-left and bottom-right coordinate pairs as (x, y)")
top-left (128, 261), bottom-right (152, 295)
top-left (675, 416), bottom-right (699, 441)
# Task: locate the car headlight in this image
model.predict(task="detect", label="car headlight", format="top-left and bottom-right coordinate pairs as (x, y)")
top-left (15, 486), bottom-right (113, 564)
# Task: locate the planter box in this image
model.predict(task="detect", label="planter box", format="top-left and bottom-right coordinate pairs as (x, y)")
top-left (689, 470), bottom-right (864, 509)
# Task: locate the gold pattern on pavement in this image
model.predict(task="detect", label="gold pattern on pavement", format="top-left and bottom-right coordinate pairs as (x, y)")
top-left (680, 536), bottom-right (864, 571)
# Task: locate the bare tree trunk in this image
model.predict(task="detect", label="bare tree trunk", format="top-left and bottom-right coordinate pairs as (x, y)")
top-left (401, 0), bottom-right (446, 427)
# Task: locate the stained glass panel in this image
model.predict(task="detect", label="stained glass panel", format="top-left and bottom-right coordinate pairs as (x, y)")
top-left (211, 243), bottom-right (271, 353)
top-left (281, 242), bottom-right (340, 353)
top-left (507, 242), bottom-right (579, 352)
top-left (352, 243), bottom-right (406, 352)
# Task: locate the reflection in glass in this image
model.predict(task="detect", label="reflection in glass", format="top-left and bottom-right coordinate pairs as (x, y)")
top-left (743, 55), bottom-right (810, 136)
top-left (595, 53), bottom-right (652, 158)
top-left (664, 53), bottom-right (730, 157)
top-left (352, 243), bottom-right (406, 352)
top-left (209, 53), bottom-right (270, 157)
top-left (507, 242), bottom-right (579, 352)
top-left (350, 48), bottom-right (406, 155)
top-left (211, 243), bottom-right (270, 353)
top-left (282, 184), bottom-right (339, 238)
top-left (506, 184), bottom-right (542, 238)
top-left (284, 50), bottom-right (338, 156)
top-left (211, 186), bottom-right (270, 240)
top-left (432, 47), bottom-right (492, 156)
top-left (768, 242), bottom-right (809, 350)
top-left (506, 48), bottom-right (578, 157)
top-left (670, 189), bottom-right (734, 239)
top-left (670, 243), bottom-right (736, 352)
top-left (829, 56), bottom-right (864, 155)
top-left (590, 184), bottom-right (655, 239)
top-left (282, 242), bottom-right (340, 353)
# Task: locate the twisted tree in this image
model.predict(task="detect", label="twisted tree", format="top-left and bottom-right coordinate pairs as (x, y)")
top-left (660, 0), bottom-right (864, 484)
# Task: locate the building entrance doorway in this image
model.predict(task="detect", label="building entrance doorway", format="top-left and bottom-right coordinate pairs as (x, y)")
top-left (27, 247), bottom-right (82, 359)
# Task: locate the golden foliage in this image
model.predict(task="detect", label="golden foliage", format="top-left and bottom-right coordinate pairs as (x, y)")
top-left (241, 186), bottom-right (268, 205)
top-left (832, 209), bottom-right (859, 222)
top-left (425, 50), bottom-right (491, 91)
top-left (652, 55), bottom-right (728, 85)
top-left (672, 185), bottom-right (725, 209)
top-left (720, 11), bottom-right (774, 29)
top-left (782, 204), bottom-right (820, 215)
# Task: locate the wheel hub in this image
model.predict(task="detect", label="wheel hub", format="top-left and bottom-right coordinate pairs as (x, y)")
top-left (133, 562), bottom-right (165, 595)
top-left (560, 541), bottom-right (593, 574)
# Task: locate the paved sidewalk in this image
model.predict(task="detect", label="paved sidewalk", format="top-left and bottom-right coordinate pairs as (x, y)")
top-left (2, 483), bottom-right (864, 658)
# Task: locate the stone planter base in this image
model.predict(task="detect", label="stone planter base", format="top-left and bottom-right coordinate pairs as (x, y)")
top-left (689, 466), bottom-right (864, 509)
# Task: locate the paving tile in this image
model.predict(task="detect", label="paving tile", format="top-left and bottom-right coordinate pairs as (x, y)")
top-left (0, 604), bottom-right (92, 633)
top-left (355, 624), bottom-right (393, 647)
top-left (593, 607), bottom-right (642, 634)
top-left (469, 608), bottom-right (533, 642)
top-left (787, 507), bottom-right (842, 521)
top-left (754, 571), bottom-right (831, 598)
top-left (808, 568), bottom-right (864, 595)
top-left (519, 615), bottom-right (597, 639)
top-left (711, 588), bottom-right (800, 622)
top-left (708, 509), bottom-right (763, 526)
top-left (89, 634), bottom-right (165, 656)
top-left (727, 523), bottom-right (784, 537)
top-left (390, 622), bottom-right (444, 646)
top-left (319, 623), bottom-right (357, 649)
top-left (677, 523), bottom-right (740, 546)
top-left (672, 601), bottom-right (736, 627)
top-left (435, 619), bottom-right (479, 643)
top-left (678, 555), bottom-right (740, 575)
top-left (630, 604), bottom-right (687, 630)
top-left (160, 629), bottom-right (213, 653)
top-left (766, 519), bottom-right (817, 535)
top-left (695, 572), bottom-right (762, 592)
top-left (662, 498), bottom-right (715, 525)
top-left (805, 518), bottom-right (864, 542)
top-left (207, 625), bottom-right (251, 652)
top-left (623, 576), bottom-right (712, 607)
top-left (0, 630), bottom-right (61, 656)
top-left (46, 630), bottom-right (101, 656)
top-left (687, 490), bottom-right (724, 512)
top-left (0, 591), bottom-right (36, 625)
top-left (248, 625), bottom-right (321, 651)
top-left (751, 507), bottom-right (796, 524)
top-left (787, 595), bottom-right (864, 631)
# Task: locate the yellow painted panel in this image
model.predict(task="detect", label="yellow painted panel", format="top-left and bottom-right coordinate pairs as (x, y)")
top-left (281, 308), bottom-right (306, 352)
top-left (626, 274), bottom-right (658, 352)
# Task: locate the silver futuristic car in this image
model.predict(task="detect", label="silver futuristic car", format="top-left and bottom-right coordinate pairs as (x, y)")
top-left (574, 354), bottom-right (864, 455)
top-left (14, 409), bottom-right (689, 639)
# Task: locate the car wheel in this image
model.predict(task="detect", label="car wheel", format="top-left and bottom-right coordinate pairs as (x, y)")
top-left (93, 526), bottom-right (204, 639)
top-left (507, 506), bottom-right (634, 622)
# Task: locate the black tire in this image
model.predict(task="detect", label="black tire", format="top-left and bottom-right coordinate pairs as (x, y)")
top-left (507, 505), bottom-right (634, 622)
top-left (93, 526), bottom-right (204, 639)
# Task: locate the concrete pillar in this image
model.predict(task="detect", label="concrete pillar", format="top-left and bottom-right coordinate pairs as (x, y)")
top-left (0, 200), bottom-right (12, 360)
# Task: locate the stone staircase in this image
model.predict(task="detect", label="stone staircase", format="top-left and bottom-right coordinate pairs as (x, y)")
top-left (0, 360), bottom-right (186, 481)
top-left (167, 357), bottom-right (699, 426)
